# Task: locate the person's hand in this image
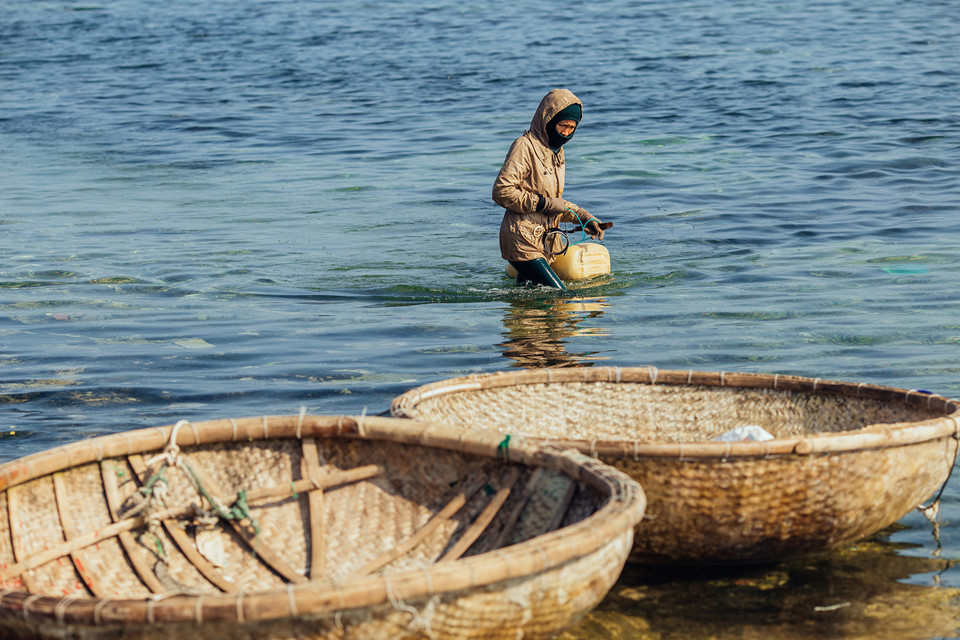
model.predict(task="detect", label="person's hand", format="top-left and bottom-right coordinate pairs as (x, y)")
top-left (585, 218), bottom-right (605, 241)
top-left (577, 208), bottom-right (605, 240)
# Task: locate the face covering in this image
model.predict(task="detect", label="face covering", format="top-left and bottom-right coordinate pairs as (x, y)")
top-left (546, 103), bottom-right (582, 151)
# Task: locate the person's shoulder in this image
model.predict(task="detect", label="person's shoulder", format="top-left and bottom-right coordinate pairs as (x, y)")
top-left (508, 130), bottom-right (533, 146)
top-left (508, 131), bottom-right (544, 155)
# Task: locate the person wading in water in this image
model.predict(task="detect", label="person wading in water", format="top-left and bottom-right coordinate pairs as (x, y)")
top-left (492, 88), bottom-right (606, 290)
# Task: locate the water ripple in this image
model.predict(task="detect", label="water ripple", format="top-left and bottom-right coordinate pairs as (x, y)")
top-left (2, 1), bottom-right (960, 624)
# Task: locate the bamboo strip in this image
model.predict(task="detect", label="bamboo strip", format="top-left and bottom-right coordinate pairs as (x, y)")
top-left (0, 418), bottom-right (647, 634)
top-left (556, 420), bottom-right (959, 460)
top-left (245, 464), bottom-right (383, 504)
top-left (52, 472), bottom-right (102, 598)
top-left (5, 484), bottom-right (40, 592)
top-left (127, 455), bottom-right (239, 594)
top-left (490, 468), bottom-right (543, 550)
top-left (0, 459), bottom-right (384, 584)
top-left (350, 476), bottom-right (488, 577)
top-left (0, 416), bottom-right (558, 496)
top-left (391, 368), bottom-right (960, 564)
top-left (390, 368), bottom-right (960, 461)
top-left (300, 439), bottom-right (325, 580)
top-left (0, 503), bottom-right (155, 582)
top-left (439, 466), bottom-right (522, 562)
top-left (545, 481), bottom-right (578, 533)
top-left (99, 461), bottom-right (167, 594)
top-left (392, 366), bottom-right (960, 411)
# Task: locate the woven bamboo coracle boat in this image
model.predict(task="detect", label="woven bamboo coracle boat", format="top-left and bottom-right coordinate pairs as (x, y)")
top-left (0, 415), bottom-right (645, 640)
top-left (391, 368), bottom-right (960, 564)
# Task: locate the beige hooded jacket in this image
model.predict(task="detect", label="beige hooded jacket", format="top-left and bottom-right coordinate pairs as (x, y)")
top-left (492, 88), bottom-right (597, 262)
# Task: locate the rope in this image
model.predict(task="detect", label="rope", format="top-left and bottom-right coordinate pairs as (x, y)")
top-left (296, 406), bottom-right (307, 439)
top-left (564, 207), bottom-right (591, 246)
top-left (916, 420), bottom-right (960, 523)
top-left (139, 523), bottom-right (165, 560)
top-left (54, 595), bottom-right (77, 625)
top-left (497, 435), bottom-right (512, 461)
top-left (180, 462), bottom-right (261, 535)
top-left (154, 558), bottom-right (203, 596)
top-left (121, 463), bottom-right (171, 519)
top-left (384, 576), bottom-right (438, 640)
top-left (357, 407), bottom-right (368, 437)
top-left (543, 207), bottom-right (600, 258)
top-left (141, 465), bottom-right (170, 497)
top-left (130, 418), bottom-right (263, 549)
top-left (543, 228), bottom-right (570, 257)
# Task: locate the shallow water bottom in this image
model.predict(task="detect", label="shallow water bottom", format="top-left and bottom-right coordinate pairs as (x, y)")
top-left (562, 531), bottom-right (960, 640)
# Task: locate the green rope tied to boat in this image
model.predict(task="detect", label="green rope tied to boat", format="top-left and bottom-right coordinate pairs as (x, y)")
top-left (131, 420), bottom-right (262, 566)
top-left (232, 490), bottom-right (259, 535)
top-left (139, 463), bottom-right (169, 498)
top-left (142, 531), bottom-right (165, 558)
top-left (182, 462), bottom-right (262, 536)
top-left (497, 434), bottom-right (512, 460)
top-left (120, 463), bottom-right (170, 520)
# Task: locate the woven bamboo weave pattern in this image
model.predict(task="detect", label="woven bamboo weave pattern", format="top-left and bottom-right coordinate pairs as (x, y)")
top-left (392, 367), bottom-right (960, 563)
top-left (0, 415), bottom-right (645, 640)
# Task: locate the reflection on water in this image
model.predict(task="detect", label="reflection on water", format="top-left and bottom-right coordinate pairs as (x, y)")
top-left (498, 296), bottom-right (611, 368)
top-left (562, 531), bottom-right (960, 640)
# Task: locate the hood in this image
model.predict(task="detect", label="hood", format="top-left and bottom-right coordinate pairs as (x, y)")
top-left (529, 88), bottom-right (583, 150)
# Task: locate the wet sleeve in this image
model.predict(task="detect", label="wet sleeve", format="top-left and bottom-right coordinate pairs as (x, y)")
top-left (492, 138), bottom-right (541, 215)
top-left (559, 204), bottom-right (597, 225)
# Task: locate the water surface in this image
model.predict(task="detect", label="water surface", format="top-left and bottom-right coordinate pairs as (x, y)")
top-left (2, 0), bottom-right (959, 637)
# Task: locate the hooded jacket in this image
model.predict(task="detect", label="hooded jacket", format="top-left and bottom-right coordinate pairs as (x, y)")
top-left (492, 88), bottom-right (596, 262)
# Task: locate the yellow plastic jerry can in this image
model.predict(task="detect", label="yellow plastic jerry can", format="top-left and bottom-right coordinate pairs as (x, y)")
top-left (550, 242), bottom-right (610, 280)
top-left (505, 243), bottom-right (611, 281)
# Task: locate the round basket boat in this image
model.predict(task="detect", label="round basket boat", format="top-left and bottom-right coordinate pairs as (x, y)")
top-left (0, 415), bottom-right (645, 640)
top-left (391, 368), bottom-right (960, 564)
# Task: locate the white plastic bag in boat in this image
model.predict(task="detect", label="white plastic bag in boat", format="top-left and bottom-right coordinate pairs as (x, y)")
top-left (713, 425), bottom-right (775, 442)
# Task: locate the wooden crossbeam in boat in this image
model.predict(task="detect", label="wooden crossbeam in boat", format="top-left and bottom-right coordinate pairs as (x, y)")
top-left (243, 464), bottom-right (382, 504)
top-left (490, 468), bottom-right (544, 549)
top-left (99, 460), bottom-right (167, 594)
top-left (181, 462), bottom-right (308, 585)
top-left (0, 460), bottom-right (383, 583)
top-left (300, 438), bottom-right (326, 579)
top-left (350, 475), bottom-right (488, 577)
top-left (546, 481), bottom-right (578, 533)
top-left (439, 466), bottom-right (522, 562)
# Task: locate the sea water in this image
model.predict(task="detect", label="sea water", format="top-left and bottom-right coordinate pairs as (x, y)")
top-left (2, 1), bottom-right (959, 637)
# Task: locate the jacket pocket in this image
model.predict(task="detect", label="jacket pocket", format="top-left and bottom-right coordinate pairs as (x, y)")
top-left (516, 218), bottom-right (546, 248)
